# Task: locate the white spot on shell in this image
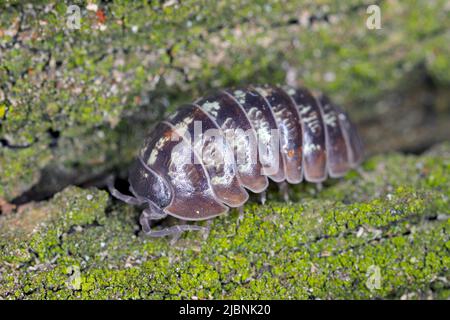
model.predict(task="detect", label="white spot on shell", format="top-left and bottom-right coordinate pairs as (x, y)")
top-left (323, 111), bottom-right (337, 127)
top-left (255, 87), bottom-right (270, 97)
top-left (211, 173), bottom-right (233, 186)
top-left (304, 143), bottom-right (321, 154)
top-left (233, 90), bottom-right (246, 104)
top-left (300, 109), bottom-right (321, 133)
top-left (168, 146), bottom-right (196, 193)
top-left (173, 115), bottom-right (194, 132)
top-left (202, 101), bottom-right (221, 117)
top-left (286, 88), bottom-right (296, 96)
top-left (148, 150), bottom-right (158, 165)
top-left (148, 135), bottom-right (169, 165)
top-left (298, 104), bottom-right (312, 115)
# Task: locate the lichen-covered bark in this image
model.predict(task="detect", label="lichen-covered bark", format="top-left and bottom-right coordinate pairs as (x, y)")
top-left (0, 143), bottom-right (448, 299)
top-left (0, 0), bottom-right (449, 300)
top-left (1, 0), bottom-right (450, 200)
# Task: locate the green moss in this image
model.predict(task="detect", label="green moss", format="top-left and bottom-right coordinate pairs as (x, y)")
top-left (0, 143), bottom-right (448, 299)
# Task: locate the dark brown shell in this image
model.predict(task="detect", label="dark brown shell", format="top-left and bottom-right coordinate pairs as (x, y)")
top-left (131, 85), bottom-right (363, 221)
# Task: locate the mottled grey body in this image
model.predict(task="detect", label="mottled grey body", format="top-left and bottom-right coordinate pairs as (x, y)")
top-left (109, 85), bottom-right (363, 237)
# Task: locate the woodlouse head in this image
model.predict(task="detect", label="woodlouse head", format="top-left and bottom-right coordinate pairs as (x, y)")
top-left (128, 157), bottom-right (172, 209)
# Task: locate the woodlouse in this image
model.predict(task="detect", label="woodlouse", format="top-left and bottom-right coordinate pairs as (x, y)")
top-left (109, 85), bottom-right (364, 237)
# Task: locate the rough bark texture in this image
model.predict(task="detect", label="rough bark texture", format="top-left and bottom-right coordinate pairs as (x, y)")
top-left (0, 143), bottom-right (449, 299)
top-left (0, 1), bottom-right (449, 299)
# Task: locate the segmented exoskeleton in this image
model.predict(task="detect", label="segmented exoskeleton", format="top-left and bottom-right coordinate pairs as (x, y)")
top-left (109, 85), bottom-right (364, 237)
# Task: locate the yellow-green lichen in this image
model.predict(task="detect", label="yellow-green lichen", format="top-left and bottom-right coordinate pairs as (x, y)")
top-left (0, 143), bottom-right (448, 299)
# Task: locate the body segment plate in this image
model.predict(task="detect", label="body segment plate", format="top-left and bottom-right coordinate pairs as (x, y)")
top-left (254, 85), bottom-right (303, 184)
top-left (226, 87), bottom-right (284, 183)
top-left (141, 122), bottom-right (228, 220)
top-left (318, 95), bottom-right (351, 177)
top-left (196, 91), bottom-right (267, 193)
top-left (286, 87), bottom-right (327, 182)
top-left (167, 104), bottom-right (249, 207)
top-left (333, 105), bottom-right (364, 167)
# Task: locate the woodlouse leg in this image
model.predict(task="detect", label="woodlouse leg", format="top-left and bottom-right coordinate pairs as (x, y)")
top-left (237, 206), bottom-right (245, 224)
top-left (278, 181), bottom-right (290, 202)
top-left (140, 208), bottom-right (167, 221)
top-left (107, 177), bottom-right (142, 206)
top-left (357, 167), bottom-right (369, 180)
top-left (259, 191), bottom-right (267, 205)
top-left (140, 203), bottom-right (208, 239)
top-left (316, 182), bottom-right (323, 193)
top-left (139, 215), bottom-right (160, 235)
top-left (202, 220), bottom-right (213, 240)
top-left (139, 202), bottom-right (168, 234)
top-left (145, 224), bottom-right (208, 239)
